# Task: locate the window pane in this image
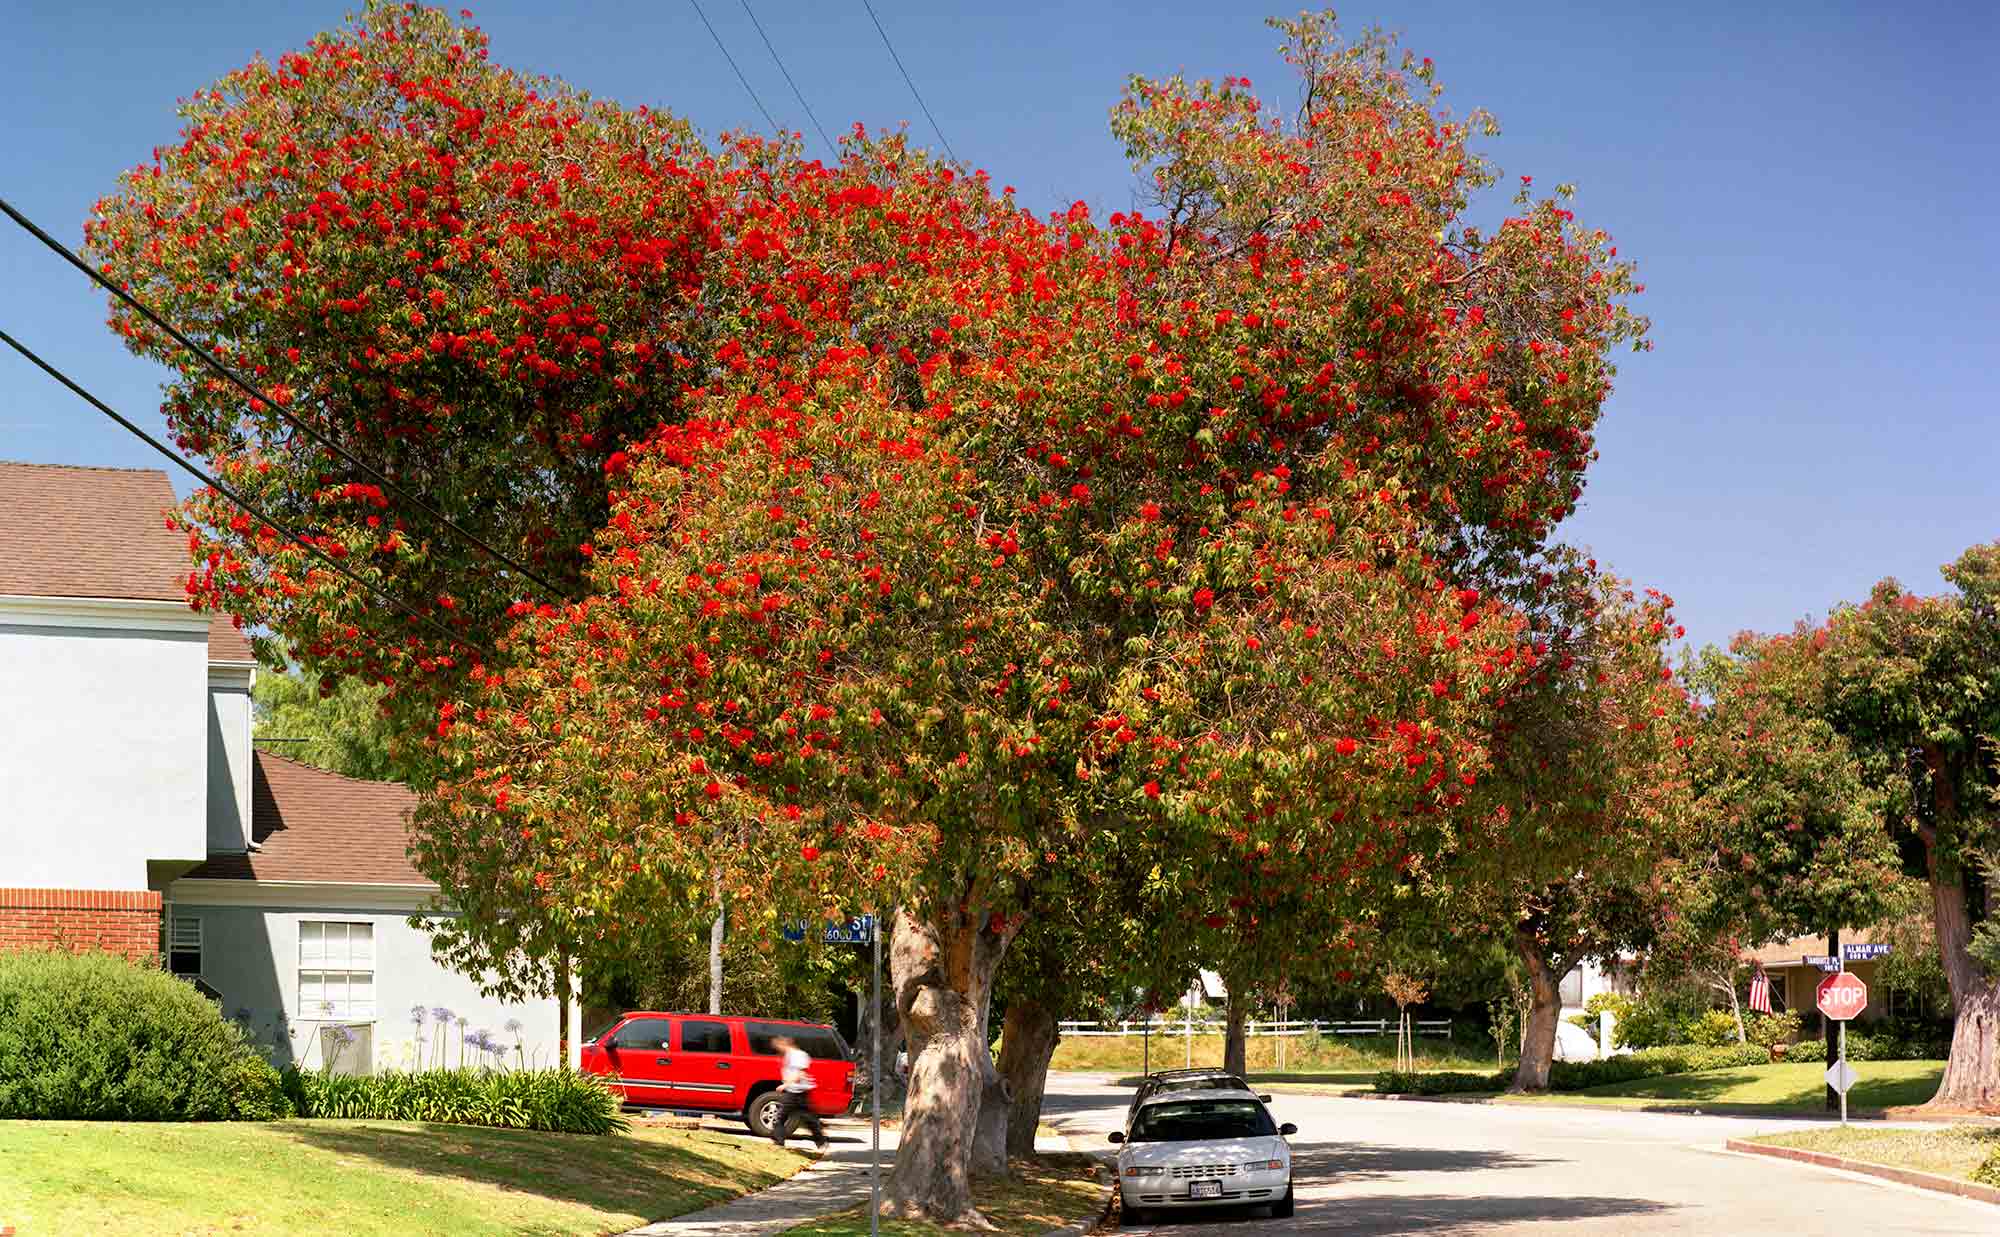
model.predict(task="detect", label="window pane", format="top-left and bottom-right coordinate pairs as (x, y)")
top-left (325, 923), bottom-right (351, 967)
top-left (300, 922), bottom-right (324, 964)
top-left (681, 1020), bottom-right (732, 1054)
top-left (349, 972), bottom-right (375, 1019)
top-left (613, 1018), bottom-right (672, 1050)
top-left (172, 917), bottom-right (201, 948)
top-left (301, 971), bottom-right (325, 1008)
top-left (350, 924), bottom-right (374, 965)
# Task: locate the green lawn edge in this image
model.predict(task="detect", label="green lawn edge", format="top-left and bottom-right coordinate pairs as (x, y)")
top-left (1744, 1125), bottom-right (2000, 1182)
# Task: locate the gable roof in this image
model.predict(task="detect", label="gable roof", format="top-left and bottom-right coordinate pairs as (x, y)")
top-left (182, 751), bottom-right (432, 887)
top-left (0, 461), bottom-right (188, 602)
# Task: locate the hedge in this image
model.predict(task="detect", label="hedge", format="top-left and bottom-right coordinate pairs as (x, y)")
top-left (1375, 1043), bottom-right (1773, 1095)
top-left (0, 949), bottom-right (287, 1120)
top-left (285, 1066), bottom-right (626, 1134)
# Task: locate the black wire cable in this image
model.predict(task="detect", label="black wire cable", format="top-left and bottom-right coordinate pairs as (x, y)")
top-left (738, 0), bottom-right (837, 157)
top-left (0, 325), bottom-right (492, 660)
top-left (688, 0), bottom-right (786, 139)
top-left (0, 196), bottom-right (569, 606)
top-left (858, 0), bottom-right (959, 165)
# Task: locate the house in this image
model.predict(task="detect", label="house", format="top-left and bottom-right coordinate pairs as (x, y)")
top-left (0, 461), bottom-right (576, 1073)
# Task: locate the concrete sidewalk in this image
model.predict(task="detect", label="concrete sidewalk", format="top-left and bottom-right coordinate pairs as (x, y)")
top-left (624, 1119), bottom-right (1072, 1237)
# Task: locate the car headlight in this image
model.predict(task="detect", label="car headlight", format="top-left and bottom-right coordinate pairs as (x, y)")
top-left (1123, 1165), bottom-right (1166, 1178)
top-left (1242, 1159), bottom-right (1285, 1172)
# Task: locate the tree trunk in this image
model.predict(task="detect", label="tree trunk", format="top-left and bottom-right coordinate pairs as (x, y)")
top-left (1511, 928), bottom-right (1561, 1092)
top-left (1926, 852), bottom-right (2000, 1110)
top-left (1223, 990), bottom-right (1249, 1080)
top-left (1711, 970), bottom-right (1745, 1044)
top-left (998, 999), bottom-right (1060, 1159)
top-left (883, 903), bottom-right (1020, 1225)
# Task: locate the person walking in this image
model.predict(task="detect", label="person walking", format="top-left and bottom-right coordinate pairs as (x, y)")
top-left (769, 1035), bottom-right (829, 1150)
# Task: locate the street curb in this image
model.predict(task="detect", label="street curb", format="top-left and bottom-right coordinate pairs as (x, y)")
top-left (1723, 1138), bottom-right (2000, 1206)
top-left (1346, 1088), bottom-right (1956, 1123)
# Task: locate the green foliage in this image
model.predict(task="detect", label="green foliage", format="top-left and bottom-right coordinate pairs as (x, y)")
top-left (1845, 1026), bottom-right (1952, 1062)
top-left (1785, 1037), bottom-right (1825, 1062)
top-left (1971, 1147), bottom-right (2000, 1189)
top-left (252, 669), bottom-right (402, 781)
top-left (0, 949), bottom-right (288, 1120)
top-left (1746, 1010), bottom-right (1802, 1052)
top-left (1683, 1009), bottom-right (1743, 1047)
top-left (1614, 989), bottom-right (1708, 1049)
top-left (284, 1067), bottom-right (625, 1134)
top-left (1545, 1043), bottom-right (1769, 1090)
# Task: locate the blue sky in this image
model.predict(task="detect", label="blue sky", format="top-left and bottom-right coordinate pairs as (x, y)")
top-left (2, 1), bottom-right (1994, 653)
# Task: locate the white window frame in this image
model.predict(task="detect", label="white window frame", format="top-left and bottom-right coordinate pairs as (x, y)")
top-left (298, 920), bottom-right (377, 1022)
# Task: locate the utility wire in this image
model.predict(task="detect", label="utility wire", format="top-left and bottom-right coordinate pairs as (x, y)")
top-left (858, 0), bottom-right (958, 165)
top-left (0, 197), bottom-right (569, 606)
top-left (738, 0), bottom-right (837, 157)
top-left (0, 325), bottom-right (491, 660)
top-left (687, 0), bottom-right (786, 139)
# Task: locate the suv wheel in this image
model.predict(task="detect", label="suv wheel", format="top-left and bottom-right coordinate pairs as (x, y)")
top-left (747, 1090), bottom-right (786, 1137)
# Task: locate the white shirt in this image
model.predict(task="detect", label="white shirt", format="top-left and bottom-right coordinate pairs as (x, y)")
top-left (782, 1046), bottom-right (816, 1093)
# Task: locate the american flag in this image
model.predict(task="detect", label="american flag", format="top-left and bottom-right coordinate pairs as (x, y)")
top-left (1749, 969), bottom-right (1773, 1014)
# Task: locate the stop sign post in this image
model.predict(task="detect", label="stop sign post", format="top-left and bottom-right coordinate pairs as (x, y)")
top-left (1816, 969), bottom-right (1870, 1125)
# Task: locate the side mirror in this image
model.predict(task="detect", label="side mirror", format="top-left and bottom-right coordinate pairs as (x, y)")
top-left (1107, 1131), bottom-right (1126, 1144)
top-left (1259, 1093), bottom-right (1274, 1103)
top-left (1279, 1123), bottom-right (1298, 1136)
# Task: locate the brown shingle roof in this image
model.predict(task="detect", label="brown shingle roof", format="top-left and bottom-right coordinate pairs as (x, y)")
top-left (183, 752), bottom-right (433, 886)
top-left (0, 462), bottom-right (188, 601)
top-left (207, 612), bottom-right (256, 664)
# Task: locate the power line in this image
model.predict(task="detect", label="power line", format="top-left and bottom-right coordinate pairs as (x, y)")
top-left (687, 0), bottom-right (785, 139)
top-left (0, 197), bottom-right (570, 606)
top-left (0, 325), bottom-right (491, 660)
top-left (858, 0), bottom-right (958, 165)
top-left (738, 0), bottom-right (837, 157)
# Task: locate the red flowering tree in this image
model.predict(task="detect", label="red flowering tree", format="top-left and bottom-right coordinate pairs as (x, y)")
top-left (87, 6), bottom-right (1650, 1215)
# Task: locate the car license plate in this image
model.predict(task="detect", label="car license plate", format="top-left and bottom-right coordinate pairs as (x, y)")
top-left (1189, 1180), bottom-right (1222, 1199)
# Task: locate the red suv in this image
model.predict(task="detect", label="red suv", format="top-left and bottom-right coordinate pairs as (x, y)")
top-left (581, 1012), bottom-right (857, 1135)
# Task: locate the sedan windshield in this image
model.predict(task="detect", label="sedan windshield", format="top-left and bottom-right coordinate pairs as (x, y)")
top-left (1130, 1098), bottom-right (1275, 1142)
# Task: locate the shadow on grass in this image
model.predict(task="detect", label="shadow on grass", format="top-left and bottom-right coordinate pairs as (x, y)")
top-left (284, 1120), bottom-right (804, 1224)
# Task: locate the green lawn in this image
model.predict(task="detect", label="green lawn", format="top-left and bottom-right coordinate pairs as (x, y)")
top-left (779, 1153), bottom-right (1106, 1237)
top-left (1747, 1125), bottom-right (2000, 1181)
top-left (1051, 1033), bottom-right (1493, 1077)
top-left (1501, 1060), bottom-right (1945, 1115)
top-left (0, 1118), bottom-right (809, 1236)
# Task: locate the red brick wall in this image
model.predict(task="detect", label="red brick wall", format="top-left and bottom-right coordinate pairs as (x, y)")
top-left (0, 888), bottom-right (161, 960)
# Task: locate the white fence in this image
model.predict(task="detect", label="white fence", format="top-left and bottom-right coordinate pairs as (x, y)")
top-left (1058, 1018), bottom-right (1453, 1039)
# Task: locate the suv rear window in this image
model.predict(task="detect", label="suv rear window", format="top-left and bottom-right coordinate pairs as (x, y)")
top-left (744, 1020), bottom-right (849, 1060)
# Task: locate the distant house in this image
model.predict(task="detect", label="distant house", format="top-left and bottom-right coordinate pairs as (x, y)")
top-left (0, 461), bottom-right (575, 1072)
top-left (1744, 930), bottom-right (1891, 1025)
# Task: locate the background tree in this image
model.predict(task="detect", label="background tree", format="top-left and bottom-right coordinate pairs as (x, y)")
top-left (1777, 545), bottom-right (2000, 1109)
top-left (252, 669), bottom-right (401, 780)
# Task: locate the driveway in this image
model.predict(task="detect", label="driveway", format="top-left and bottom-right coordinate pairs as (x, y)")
top-left (1041, 1071), bottom-right (1997, 1235)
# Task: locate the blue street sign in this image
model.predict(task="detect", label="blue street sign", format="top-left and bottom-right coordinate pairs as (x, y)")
top-left (783, 914), bottom-right (877, 945)
top-left (1802, 954), bottom-right (1841, 972)
top-left (1842, 943), bottom-right (1892, 960)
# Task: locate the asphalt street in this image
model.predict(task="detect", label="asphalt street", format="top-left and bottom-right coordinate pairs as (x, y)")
top-left (1041, 1071), bottom-right (1997, 1236)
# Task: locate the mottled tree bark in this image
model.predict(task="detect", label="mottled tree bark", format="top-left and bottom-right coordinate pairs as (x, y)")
top-left (1919, 748), bottom-right (2000, 1112)
top-left (1511, 927), bottom-right (1561, 1092)
top-left (1223, 990), bottom-right (1249, 1080)
top-left (998, 998), bottom-right (1061, 1158)
top-left (883, 903), bottom-right (1020, 1225)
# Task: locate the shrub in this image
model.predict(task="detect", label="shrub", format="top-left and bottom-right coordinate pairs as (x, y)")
top-left (0, 949), bottom-right (288, 1120)
top-left (1545, 1043), bottom-right (1769, 1091)
top-left (1785, 1037), bottom-right (1827, 1063)
top-left (1372, 1070), bottom-right (1508, 1095)
top-left (1972, 1147), bottom-right (2000, 1189)
top-left (1682, 1010), bottom-right (1742, 1047)
top-left (1746, 1011), bottom-right (1802, 1052)
top-left (286, 1066), bottom-right (626, 1134)
top-left (1614, 990), bottom-right (1707, 1049)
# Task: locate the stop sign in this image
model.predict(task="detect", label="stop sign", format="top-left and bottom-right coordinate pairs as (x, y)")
top-left (1817, 971), bottom-right (1869, 1022)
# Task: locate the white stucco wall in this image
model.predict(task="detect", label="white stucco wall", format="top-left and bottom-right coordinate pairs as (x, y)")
top-left (167, 893), bottom-right (564, 1072)
top-left (0, 603), bottom-right (210, 889)
top-left (205, 670), bottom-right (254, 854)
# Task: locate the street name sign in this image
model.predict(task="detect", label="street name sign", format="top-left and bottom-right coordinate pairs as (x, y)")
top-left (1802, 954), bottom-right (1840, 972)
top-left (781, 914), bottom-right (877, 945)
top-left (1825, 1060), bottom-right (1859, 1094)
top-left (1842, 943), bottom-right (1892, 961)
top-left (1816, 971), bottom-right (1868, 1022)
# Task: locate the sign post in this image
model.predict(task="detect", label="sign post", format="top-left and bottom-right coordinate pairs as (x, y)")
top-left (1815, 966), bottom-right (1870, 1126)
